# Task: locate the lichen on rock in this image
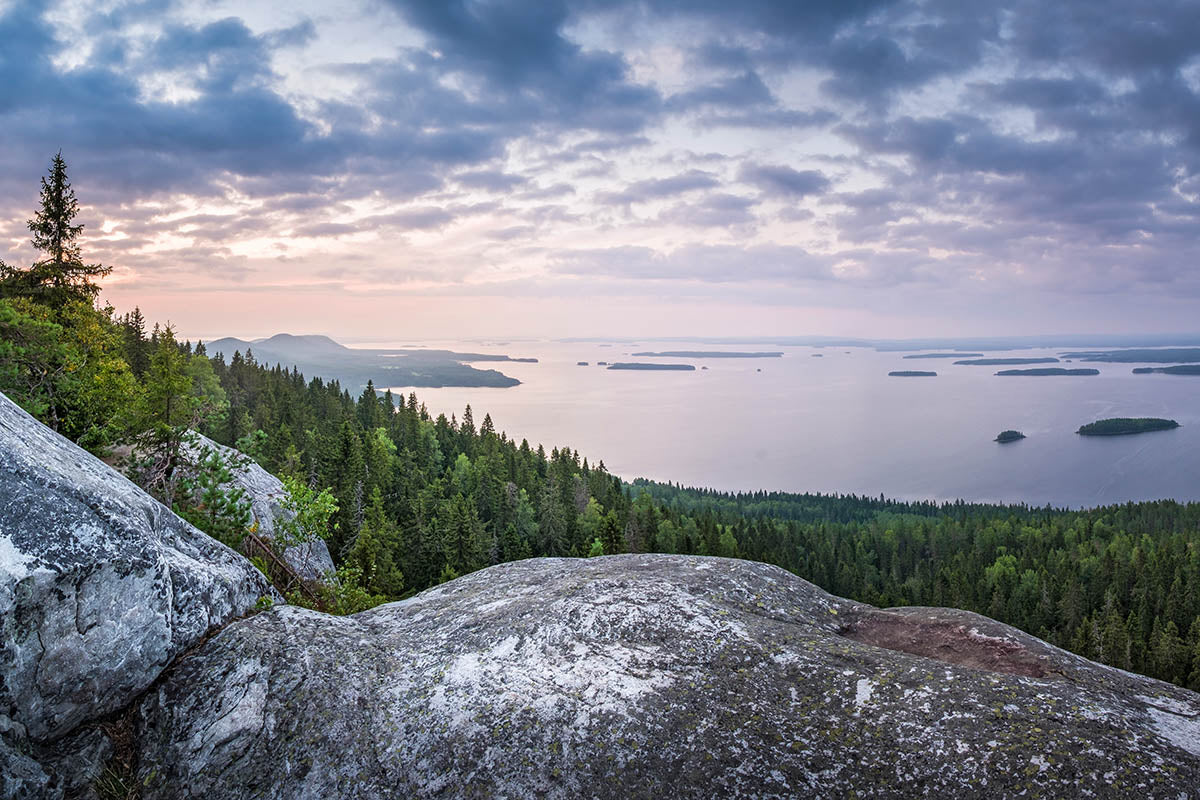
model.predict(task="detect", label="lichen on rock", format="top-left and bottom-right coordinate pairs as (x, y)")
top-left (135, 555), bottom-right (1200, 799)
top-left (0, 391), bottom-right (276, 796)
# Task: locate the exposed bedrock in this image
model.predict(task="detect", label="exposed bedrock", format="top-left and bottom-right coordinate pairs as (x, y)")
top-left (0, 391), bottom-right (276, 797)
top-left (136, 555), bottom-right (1200, 799)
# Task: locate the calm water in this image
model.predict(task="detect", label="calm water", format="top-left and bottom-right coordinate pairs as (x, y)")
top-left (373, 341), bottom-right (1200, 508)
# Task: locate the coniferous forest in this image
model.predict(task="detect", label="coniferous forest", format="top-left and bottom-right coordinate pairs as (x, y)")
top-left (3, 156), bottom-right (1200, 692)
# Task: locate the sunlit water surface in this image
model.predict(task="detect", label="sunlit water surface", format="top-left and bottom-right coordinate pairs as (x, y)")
top-left (369, 341), bottom-right (1200, 508)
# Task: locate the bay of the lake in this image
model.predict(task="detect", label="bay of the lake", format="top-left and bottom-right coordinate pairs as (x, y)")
top-left (371, 340), bottom-right (1200, 508)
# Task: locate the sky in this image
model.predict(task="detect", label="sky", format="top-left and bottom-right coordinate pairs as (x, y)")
top-left (1, 0), bottom-right (1198, 341)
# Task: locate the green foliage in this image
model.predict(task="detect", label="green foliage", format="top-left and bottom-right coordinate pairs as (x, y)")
top-left (1, 152), bottom-right (111, 307)
top-left (249, 555), bottom-right (271, 577)
top-left (587, 537), bottom-right (605, 557)
top-left (0, 298), bottom-right (70, 423)
top-left (174, 442), bottom-right (253, 549)
top-left (0, 297), bottom-right (138, 452)
top-left (93, 764), bottom-right (139, 800)
top-left (125, 327), bottom-right (209, 500)
top-left (346, 488), bottom-right (404, 596)
top-left (276, 476), bottom-right (338, 552)
top-left (284, 563), bottom-right (385, 616)
top-left (235, 428), bottom-right (268, 463)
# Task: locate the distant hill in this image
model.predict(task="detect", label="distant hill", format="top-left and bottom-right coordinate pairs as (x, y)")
top-left (202, 333), bottom-right (535, 390)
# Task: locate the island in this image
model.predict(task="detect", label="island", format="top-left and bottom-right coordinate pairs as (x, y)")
top-left (811, 354), bottom-right (823, 357)
top-left (995, 368), bottom-right (1100, 376)
top-left (577, 361), bottom-right (589, 366)
top-left (954, 357), bottom-right (1060, 366)
top-left (995, 430), bottom-right (1026, 443)
top-left (888, 370), bottom-right (937, 377)
top-left (1077, 418), bottom-right (1181, 436)
top-left (607, 363), bottom-right (696, 371)
top-left (630, 351), bottom-right (783, 358)
top-left (903, 352), bottom-right (985, 359)
top-left (1060, 348), bottom-right (1200, 363)
top-left (1132, 365), bottom-right (1200, 375)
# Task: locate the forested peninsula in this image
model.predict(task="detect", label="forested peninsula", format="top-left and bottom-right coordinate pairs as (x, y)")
top-left (203, 333), bottom-right (531, 389)
top-left (4, 157), bottom-right (1200, 695)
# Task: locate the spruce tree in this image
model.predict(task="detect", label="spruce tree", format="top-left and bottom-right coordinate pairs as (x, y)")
top-left (1, 152), bottom-right (112, 306)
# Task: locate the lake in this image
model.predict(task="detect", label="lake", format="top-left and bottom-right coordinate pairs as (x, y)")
top-left (373, 341), bottom-right (1200, 508)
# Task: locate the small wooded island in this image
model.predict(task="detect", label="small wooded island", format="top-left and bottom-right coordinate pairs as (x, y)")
top-left (1132, 365), bottom-right (1200, 375)
top-left (995, 430), bottom-right (1026, 443)
top-left (954, 357), bottom-right (1059, 366)
top-left (888, 370), bottom-right (937, 377)
top-left (630, 351), bottom-right (782, 358)
top-left (1077, 418), bottom-right (1181, 436)
top-left (607, 363), bottom-right (696, 371)
top-left (903, 352), bottom-right (984, 359)
top-left (995, 368), bottom-right (1100, 376)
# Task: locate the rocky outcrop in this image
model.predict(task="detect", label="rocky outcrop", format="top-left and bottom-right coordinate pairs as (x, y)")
top-left (0, 392), bottom-right (277, 797)
top-left (184, 434), bottom-right (334, 582)
top-left (136, 555), bottom-right (1200, 799)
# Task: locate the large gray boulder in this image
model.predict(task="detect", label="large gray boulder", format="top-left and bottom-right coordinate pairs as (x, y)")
top-left (184, 433), bottom-right (335, 582)
top-left (0, 391), bottom-right (277, 796)
top-left (136, 555), bottom-right (1200, 798)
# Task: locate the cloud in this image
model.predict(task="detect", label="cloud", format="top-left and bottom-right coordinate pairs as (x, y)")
top-left (739, 164), bottom-right (831, 198)
top-left (455, 170), bottom-right (529, 192)
top-left (595, 169), bottom-right (720, 205)
top-left (551, 242), bottom-right (832, 282)
top-left (657, 193), bottom-right (758, 228)
top-left (666, 71), bottom-right (774, 110)
top-left (3, 0), bottom-right (1200, 335)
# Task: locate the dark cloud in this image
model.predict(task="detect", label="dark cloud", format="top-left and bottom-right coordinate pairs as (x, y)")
top-left (666, 71), bottom-right (773, 110)
top-left (1, 0), bottom-right (1199, 306)
top-left (595, 170), bottom-right (720, 205)
top-left (455, 170), bottom-right (529, 192)
top-left (739, 164), bottom-right (831, 198)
